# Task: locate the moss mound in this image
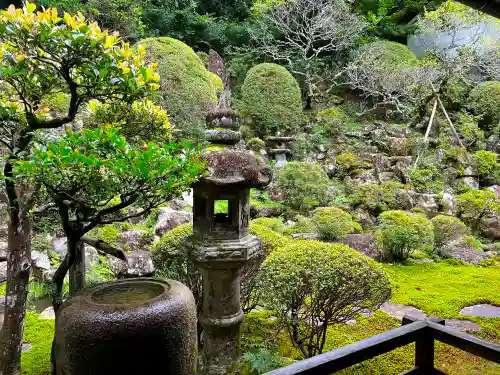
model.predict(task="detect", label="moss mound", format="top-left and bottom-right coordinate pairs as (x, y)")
top-left (140, 37), bottom-right (223, 141)
top-left (240, 63), bottom-right (304, 137)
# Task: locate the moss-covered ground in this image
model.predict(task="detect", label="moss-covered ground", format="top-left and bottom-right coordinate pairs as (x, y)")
top-left (17, 261), bottom-right (500, 375)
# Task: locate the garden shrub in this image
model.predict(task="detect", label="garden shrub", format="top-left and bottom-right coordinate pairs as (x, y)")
top-left (140, 37), bottom-right (223, 142)
top-left (409, 167), bottom-right (444, 194)
top-left (431, 215), bottom-right (468, 248)
top-left (251, 217), bottom-right (285, 234)
top-left (286, 215), bottom-right (316, 235)
top-left (456, 110), bottom-right (484, 147)
top-left (377, 210), bottom-right (434, 262)
top-left (442, 76), bottom-right (471, 109)
top-left (89, 222), bottom-right (132, 246)
top-left (473, 150), bottom-right (499, 176)
top-left (240, 63), bottom-right (304, 137)
top-left (336, 153), bottom-right (357, 176)
top-left (312, 207), bottom-right (359, 241)
top-left (316, 106), bottom-right (364, 133)
top-left (260, 240), bottom-right (391, 358)
top-left (467, 81), bottom-right (500, 128)
top-left (275, 162), bottom-right (331, 213)
top-left (456, 189), bottom-right (500, 231)
top-left (349, 182), bottom-right (409, 214)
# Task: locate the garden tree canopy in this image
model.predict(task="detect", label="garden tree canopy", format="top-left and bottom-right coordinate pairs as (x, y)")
top-left (0, 5), bottom-right (161, 373)
top-left (466, 81), bottom-right (500, 128)
top-left (240, 63), bottom-right (304, 137)
top-left (252, 0), bottom-right (367, 104)
top-left (343, 40), bottom-right (435, 118)
top-left (14, 126), bottom-right (204, 311)
top-left (140, 37), bottom-right (223, 142)
top-left (260, 240), bottom-right (391, 358)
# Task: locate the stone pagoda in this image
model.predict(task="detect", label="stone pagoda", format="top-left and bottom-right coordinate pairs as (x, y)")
top-left (184, 104), bottom-right (272, 374)
top-left (267, 135), bottom-right (295, 168)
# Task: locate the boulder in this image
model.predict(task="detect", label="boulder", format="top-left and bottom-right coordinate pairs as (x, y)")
top-left (394, 189), bottom-right (416, 210)
top-left (116, 230), bottom-right (152, 251)
top-left (40, 306), bottom-right (55, 320)
top-left (487, 185), bottom-right (500, 198)
top-left (347, 171), bottom-right (378, 185)
top-left (31, 250), bottom-right (53, 282)
top-left (480, 214), bottom-right (500, 240)
top-left (456, 177), bottom-right (479, 191)
top-left (169, 198), bottom-right (187, 211)
top-left (394, 157), bottom-right (412, 184)
top-left (0, 240), bottom-right (7, 261)
top-left (353, 208), bottom-right (377, 229)
top-left (84, 246), bottom-right (100, 269)
top-left (414, 193), bottom-right (439, 211)
top-left (108, 250), bottom-right (155, 278)
top-left (486, 135), bottom-right (500, 154)
top-left (372, 154), bottom-right (390, 175)
top-left (325, 164), bottom-right (337, 178)
top-left (378, 171), bottom-right (395, 183)
top-left (250, 205), bottom-right (283, 219)
top-left (154, 208), bottom-right (192, 237)
top-left (52, 237), bottom-right (68, 258)
top-left (441, 191), bottom-right (456, 215)
top-left (382, 137), bottom-right (409, 156)
top-left (441, 241), bottom-right (491, 265)
top-left (339, 234), bottom-right (379, 261)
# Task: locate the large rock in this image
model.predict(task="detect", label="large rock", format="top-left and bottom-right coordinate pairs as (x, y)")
top-left (349, 171), bottom-right (378, 185)
top-left (456, 176), bottom-right (479, 191)
top-left (486, 135), bottom-right (500, 154)
top-left (487, 185), bottom-right (500, 198)
top-left (394, 157), bottom-right (412, 184)
top-left (250, 205), bottom-right (283, 219)
top-left (441, 190), bottom-right (456, 215)
top-left (154, 208), bottom-right (192, 237)
top-left (353, 208), bottom-right (377, 229)
top-left (441, 240), bottom-right (491, 265)
top-left (116, 230), bottom-right (152, 251)
top-left (414, 193), bottom-right (439, 211)
top-left (85, 246), bottom-right (100, 269)
top-left (31, 250), bottom-right (53, 281)
top-left (394, 189), bottom-right (416, 210)
top-left (385, 137), bottom-right (409, 156)
top-left (340, 234), bottom-right (379, 260)
top-left (108, 250), bottom-right (155, 278)
top-left (52, 237), bottom-right (68, 258)
top-left (0, 241), bottom-right (7, 261)
top-left (480, 214), bottom-right (500, 240)
top-left (378, 171), bottom-right (396, 183)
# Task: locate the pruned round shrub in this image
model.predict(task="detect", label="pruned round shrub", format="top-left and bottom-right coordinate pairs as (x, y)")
top-left (249, 223), bottom-right (290, 254)
top-left (377, 210), bottom-right (434, 262)
top-left (240, 63), bottom-right (304, 137)
top-left (431, 215), bottom-right (468, 248)
top-left (467, 81), bottom-right (500, 128)
top-left (275, 162), bottom-right (331, 213)
top-left (140, 37), bottom-right (223, 142)
top-left (260, 240), bottom-right (391, 357)
top-left (312, 207), bottom-right (358, 241)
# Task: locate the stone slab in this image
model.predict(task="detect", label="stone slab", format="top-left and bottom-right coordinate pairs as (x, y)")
top-left (460, 304), bottom-right (500, 318)
top-left (444, 319), bottom-right (482, 333)
top-left (380, 302), bottom-right (427, 320)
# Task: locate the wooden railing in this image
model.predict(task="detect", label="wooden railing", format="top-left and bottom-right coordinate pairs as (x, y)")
top-left (264, 315), bottom-right (500, 375)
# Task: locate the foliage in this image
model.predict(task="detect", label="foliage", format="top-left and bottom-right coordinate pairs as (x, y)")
top-left (456, 110), bottom-right (484, 147)
top-left (87, 0), bottom-right (146, 42)
top-left (85, 257), bottom-right (115, 287)
top-left (89, 222), bottom-right (131, 246)
top-left (456, 190), bottom-right (500, 231)
top-left (349, 182), bottom-right (409, 214)
top-left (15, 127), bottom-right (204, 227)
top-left (462, 235), bottom-right (483, 251)
top-left (140, 37), bottom-right (222, 142)
top-left (467, 81), bottom-right (500, 128)
top-left (286, 215), bottom-right (316, 235)
top-left (240, 63), bottom-right (304, 137)
top-left (409, 167), bottom-right (444, 194)
top-left (247, 137), bottom-right (266, 151)
top-left (251, 217), bottom-right (285, 234)
top-left (336, 153), bottom-right (357, 174)
top-left (316, 106), bottom-right (364, 134)
top-left (312, 207), bottom-right (359, 241)
top-left (377, 210), bottom-right (434, 262)
top-left (243, 344), bottom-right (282, 374)
top-left (442, 76), bottom-right (472, 109)
top-left (431, 215), bottom-right (468, 248)
top-left (473, 150), bottom-right (499, 176)
top-left (275, 162), bottom-right (331, 213)
top-left (260, 240), bottom-right (391, 358)
top-left (84, 98), bottom-right (171, 143)
top-left (249, 223), bottom-right (290, 253)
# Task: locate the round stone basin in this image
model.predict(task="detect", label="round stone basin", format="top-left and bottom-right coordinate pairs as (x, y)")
top-left (459, 304), bottom-right (500, 318)
top-left (91, 280), bottom-right (165, 306)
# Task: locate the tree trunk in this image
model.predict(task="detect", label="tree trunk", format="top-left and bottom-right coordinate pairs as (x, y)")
top-left (68, 239), bottom-right (85, 296)
top-left (0, 162), bottom-right (32, 375)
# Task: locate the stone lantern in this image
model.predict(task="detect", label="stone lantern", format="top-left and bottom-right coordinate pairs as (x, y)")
top-left (267, 136), bottom-right (295, 168)
top-left (184, 105), bottom-right (272, 374)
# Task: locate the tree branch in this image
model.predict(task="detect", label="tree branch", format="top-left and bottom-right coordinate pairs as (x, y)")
top-left (80, 236), bottom-right (127, 261)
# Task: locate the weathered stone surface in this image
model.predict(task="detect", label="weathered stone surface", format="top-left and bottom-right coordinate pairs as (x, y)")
top-left (414, 193), bottom-right (439, 211)
top-left (169, 198), bottom-right (187, 211)
top-left (394, 157), bottom-right (412, 184)
top-left (353, 208), bottom-right (377, 229)
top-left (347, 171), bottom-right (378, 185)
top-left (0, 261), bottom-right (6, 283)
top-left (40, 306), bottom-right (55, 320)
top-left (325, 164), bottom-right (337, 178)
top-left (460, 304), bottom-right (500, 318)
top-left (55, 278), bottom-right (197, 375)
top-left (456, 176), bottom-right (479, 191)
top-left (154, 207), bottom-right (192, 237)
top-left (385, 137), bottom-right (409, 156)
top-left (486, 134), bottom-right (500, 154)
top-left (445, 319), bottom-right (482, 332)
top-left (108, 250), bottom-right (155, 278)
top-left (52, 237), bottom-right (68, 258)
top-left (380, 302), bottom-right (427, 320)
top-left (84, 246), bottom-right (100, 269)
top-left (487, 185), bottom-right (500, 198)
top-left (378, 171), bottom-right (395, 183)
top-left (31, 250), bottom-right (52, 281)
top-left (0, 241), bottom-right (7, 261)
top-left (481, 214), bottom-right (500, 240)
top-left (339, 234), bottom-right (379, 260)
top-left (205, 129), bottom-right (241, 145)
top-left (250, 205), bottom-right (283, 219)
top-left (116, 230), bottom-right (152, 251)
top-left (441, 191), bottom-right (456, 215)
top-left (395, 189), bottom-right (416, 210)
top-left (441, 241), bottom-right (491, 265)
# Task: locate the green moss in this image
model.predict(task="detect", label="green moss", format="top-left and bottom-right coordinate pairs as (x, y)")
top-left (140, 37), bottom-right (222, 142)
top-left (467, 81), bottom-right (500, 128)
top-left (336, 152), bottom-right (357, 172)
top-left (240, 63), bottom-right (304, 137)
top-left (88, 222), bottom-right (132, 246)
top-left (21, 312), bottom-right (54, 375)
top-left (0, 283), bottom-right (5, 296)
top-left (285, 215), bottom-right (316, 235)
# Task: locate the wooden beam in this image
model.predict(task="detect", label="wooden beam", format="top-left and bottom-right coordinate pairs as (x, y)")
top-left (264, 321), bottom-right (428, 375)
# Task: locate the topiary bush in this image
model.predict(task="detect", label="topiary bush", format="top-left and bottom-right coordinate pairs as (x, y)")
top-left (251, 217), bottom-right (286, 234)
top-left (377, 210), bottom-right (434, 262)
top-left (312, 207), bottom-right (359, 241)
top-left (275, 162), bottom-right (331, 213)
top-left (140, 37), bottom-right (223, 142)
top-left (260, 240), bottom-right (391, 358)
top-left (431, 215), bottom-right (468, 248)
top-left (240, 63), bottom-right (304, 137)
top-left (456, 189), bottom-right (500, 232)
top-left (349, 182), bottom-right (409, 214)
top-left (467, 81), bottom-right (500, 128)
